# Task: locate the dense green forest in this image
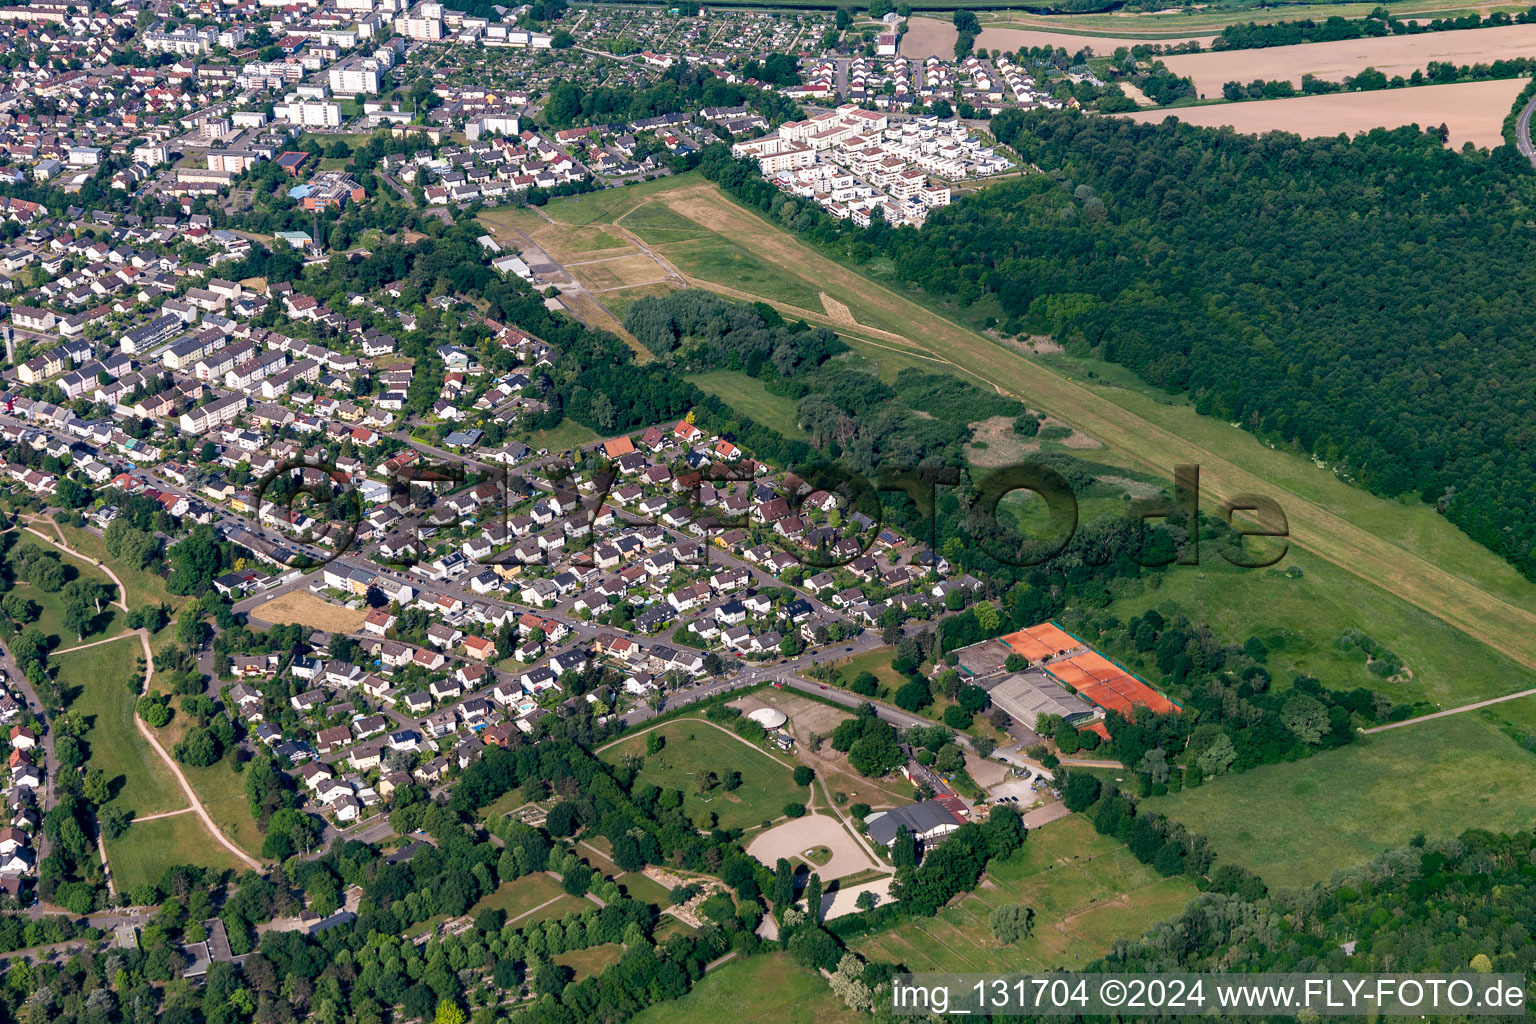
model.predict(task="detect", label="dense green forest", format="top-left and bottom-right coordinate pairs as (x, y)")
top-left (735, 109), bottom-right (1536, 581)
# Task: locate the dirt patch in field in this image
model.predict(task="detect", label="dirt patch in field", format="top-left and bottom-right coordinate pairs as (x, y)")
top-left (571, 253), bottom-right (672, 292)
top-left (901, 16), bottom-right (959, 58)
top-left (250, 591), bottom-right (368, 633)
top-left (1164, 23), bottom-right (1536, 96)
top-left (967, 415), bottom-right (1038, 468)
top-left (821, 292), bottom-right (858, 328)
top-left (1123, 78), bottom-right (1526, 149)
top-left (747, 814), bottom-right (884, 880)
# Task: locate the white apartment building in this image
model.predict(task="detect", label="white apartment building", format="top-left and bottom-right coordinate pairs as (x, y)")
top-left (275, 98), bottom-right (342, 128)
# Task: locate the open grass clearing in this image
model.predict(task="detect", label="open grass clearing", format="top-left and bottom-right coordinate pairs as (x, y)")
top-left (479, 786), bottom-right (525, 819)
top-left (660, 236), bottom-right (826, 310)
top-left (829, 647), bottom-right (908, 697)
top-left (1142, 713), bottom-right (1536, 888)
top-left (470, 871), bottom-right (567, 920)
top-left (854, 815), bottom-right (1196, 972)
top-left (177, 757), bottom-right (267, 859)
top-left (540, 173), bottom-right (703, 226)
top-left (653, 914), bottom-right (696, 941)
top-left (248, 590), bottom-right (368, 633)
top-left (518, 419), bottom-right (600, 453)
top-left (554, 942), bottom-right (624, 981)
top-left (598, 716), bottom-right (798, 831)
top-left (616, 871), bottom-right (672, 907)
top-left (628, 951), bottom-right (867, 1024)
top-left (686, 369), bottom-right (807, 439)
top-left (57, 639), bottom-right (185, 817)
top-left (107, 811), bottom-right (247, 891)
top-left (617, 200), bottom-right (713, 244)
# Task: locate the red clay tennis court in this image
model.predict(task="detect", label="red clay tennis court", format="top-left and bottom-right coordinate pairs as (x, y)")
top-left (1046, 651), bottom-right (1179, 716)
top-left (998, 622), bottom-right (1082, 662)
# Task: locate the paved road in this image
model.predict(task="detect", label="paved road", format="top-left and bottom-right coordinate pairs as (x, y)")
top-left (1517, 93), bottom-right (1536, 167)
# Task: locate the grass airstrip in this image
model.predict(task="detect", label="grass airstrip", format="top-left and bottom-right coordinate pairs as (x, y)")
top-left (482, 171), bottom-right (1536, 880)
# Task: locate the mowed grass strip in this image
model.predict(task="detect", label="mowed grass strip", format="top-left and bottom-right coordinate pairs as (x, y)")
top-left (854, 815), bottom-right (1197, 973)
top-left (634, 181), bottom-right (1536, 681)
top-left (56, 639), bottom-right (185, 817)
top-left (1142, 713), bottom-right (1536, 888)
top-left (659, 235), bottom-right (826, 309)
top-left (598, 718), bottom-right (798, 831)
top-left (629, 951), bottom-right (867, 1024)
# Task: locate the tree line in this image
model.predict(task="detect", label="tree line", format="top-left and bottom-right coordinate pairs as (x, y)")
top-left (1212, 6), bottom-right (1536, 50)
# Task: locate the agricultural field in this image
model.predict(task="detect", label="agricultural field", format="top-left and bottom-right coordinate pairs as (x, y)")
top-left (106, 811), bottom-right (248, 892)
top-left (685, 369), bottom-right (807, 439)
top-left (973, 0), bottom-right (1529, 38)
top-left (1163, 23), bottom-right (1536, 95)
top-left (1141, 713), bottom-right (1536, 887)
top-left (854, 815), bottom-right (1197, 972)
top-left (628, 951), bottom-right (867, 1024)
top-left (597, 717), bottom-right (798, 831)
top-left (56, 638), bottom-right (184, 818)
top-left (1127, 78), bottom-right (1526, 148)
top-left (248, 591), bottom-right (368, 633)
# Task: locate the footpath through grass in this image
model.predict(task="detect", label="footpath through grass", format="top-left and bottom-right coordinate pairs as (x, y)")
top-left (107, 811), bottom-right (246, 892)
top-left (56, 639), bottom-right (184, 817)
